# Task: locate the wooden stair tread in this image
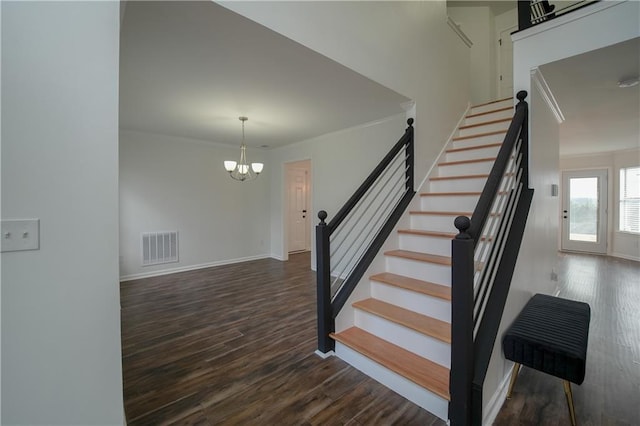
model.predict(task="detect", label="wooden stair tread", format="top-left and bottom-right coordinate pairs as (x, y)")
top-left (420, 191), bottom-right (481, 197)
top-left (459, 117), bottom-right (511, 130)
top-left (466, 105), bottom-right (512, 119)
top-left (409, 210), bottom-right (471, 216)
top-left (331, 327), bottom-right (450, 400)
top-left (353, 298), bottom-right (451, 343)
top-left (385, 249), bottom-right (451, 266)
top-left (370, 272), bottom-right (451, 301)
top-left (452, 130), bottom-right (507, 141)
top-left (439, 157), bottom-right (496, 166)
top-left (398, 229), bottom-right (456, 239)
top-left (430, 173), bottom-right (489, 181)
top-left (471, 96), bottom-right (513, 108)
top-left (446, 142), bottom-right (502, 153)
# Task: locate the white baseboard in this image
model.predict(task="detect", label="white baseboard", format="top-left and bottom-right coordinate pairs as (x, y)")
top-left (610, 252), bottom-right (640, 262)
top-left (314, 350), bottom-right (335, 359)
top-left (482, 365), bottom-right (515, 426)
top-left (119, 254), bottom-right (273, 282)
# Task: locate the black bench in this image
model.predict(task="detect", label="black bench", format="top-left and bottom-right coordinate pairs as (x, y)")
top-left (503, 293), bottom-right (590, 426)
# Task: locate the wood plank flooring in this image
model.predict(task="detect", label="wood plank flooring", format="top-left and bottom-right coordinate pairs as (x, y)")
top-left (121, 252), bottom-right (445, 425)
top-left (122, 251), bottom-right (639, 425)
top-left (494, 252), bottom-right (640, 426)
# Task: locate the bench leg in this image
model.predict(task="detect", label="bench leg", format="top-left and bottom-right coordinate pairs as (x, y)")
top-left (506, 362), bottom-right (521, 399)
top-left (563, 380), bottom-right (577, 426)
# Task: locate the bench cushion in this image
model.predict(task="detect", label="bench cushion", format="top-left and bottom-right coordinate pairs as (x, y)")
top-left (503, 293), bottom-right (590, 384)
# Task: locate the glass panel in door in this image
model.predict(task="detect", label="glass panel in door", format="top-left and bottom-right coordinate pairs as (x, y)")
top-left (562, 170), bottom-right (607, 254)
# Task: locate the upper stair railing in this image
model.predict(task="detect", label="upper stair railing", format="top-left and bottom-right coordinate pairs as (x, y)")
top-left (518, 0), bottom-right (600, 31)
top-left (449, 91), bottom-right (534, 425)
top-left (316, 118), bottom-right (415, 353)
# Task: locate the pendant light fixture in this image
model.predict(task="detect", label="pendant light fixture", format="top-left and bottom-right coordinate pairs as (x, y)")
top-left (223, 116), bottom-right (264, 181)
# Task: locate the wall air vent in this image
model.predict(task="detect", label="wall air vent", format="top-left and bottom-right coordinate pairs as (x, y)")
top-left (142, 231), bottom-right (178, 266)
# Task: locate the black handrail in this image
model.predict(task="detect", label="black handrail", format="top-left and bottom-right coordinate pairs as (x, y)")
top-left (327, 119), bottom-right (414, 232)
top-left (468, 93), bottom-right (528, 244)
top-left (315, 118), bottom-right (415, 354)
top-left (450, 92), bottom-right (534, 425)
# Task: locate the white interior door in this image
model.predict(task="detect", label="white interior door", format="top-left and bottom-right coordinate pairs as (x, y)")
top-left (561, 169), bottom-right (608, 254)
top-left (498, 26), bottom-right (516, 99)
top-left (287, 163), bottom-right (310, 253)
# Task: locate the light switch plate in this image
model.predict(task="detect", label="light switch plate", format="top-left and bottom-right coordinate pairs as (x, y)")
top-left (1, 219), bottom-right (40, 252)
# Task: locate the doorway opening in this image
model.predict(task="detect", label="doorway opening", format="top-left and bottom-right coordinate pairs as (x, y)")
top-left (285, 160), bottom-right (312, 256)
top-left (497, 24), bottom-right (516, 99)
top-left (561, 169), bottom-right (608, 254)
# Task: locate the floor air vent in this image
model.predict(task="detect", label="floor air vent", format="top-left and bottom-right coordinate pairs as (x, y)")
top-left (142, 231), bottom-right (178, 266)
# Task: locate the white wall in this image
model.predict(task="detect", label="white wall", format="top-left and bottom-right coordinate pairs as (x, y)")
top-left (119, 130), bottom-right (271, 279)
top-left (481, 3), bottom-right (640, 419)
top-left (448, 6), bottom-right (496, 104)
top-left (268, 114), bottom-right (408, 264)
top-left (513, 1), bottom-right (640, 108)
top-left (560, 149), bottom-right (640, 261)
top-left (1, 2), bottom-right (124, 424)
top-left (219, 0), bottom-right (470, 190)
top-left (482, 77), bottom-right (561, 424)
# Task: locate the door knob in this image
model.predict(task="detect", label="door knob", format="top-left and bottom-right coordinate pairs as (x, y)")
top-left (302, 210), bottom-right (307, 213)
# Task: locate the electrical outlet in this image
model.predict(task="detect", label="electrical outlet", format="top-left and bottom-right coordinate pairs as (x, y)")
top-left (1, 219), bottom-right (40, 252)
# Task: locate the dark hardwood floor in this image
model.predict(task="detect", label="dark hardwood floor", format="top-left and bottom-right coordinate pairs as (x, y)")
top-left (122, 251), bottom-right (639, 425)
top-left (121, 252), bottom-right (444, 425)
top-left (494, 252), bottom-right (640, 426)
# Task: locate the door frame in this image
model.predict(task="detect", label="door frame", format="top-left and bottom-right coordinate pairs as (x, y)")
top-left (561, 168), bottom-right (609, 254)
top-left (283, 159), bottom-right (312, 261)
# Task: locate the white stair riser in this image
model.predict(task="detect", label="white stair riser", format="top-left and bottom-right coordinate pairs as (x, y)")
top-left (464, 108), bottom-right (513, 126)
top-left (429, 176), bottom-right (487, 193)
top-left (386, 256), bottom-right (451, 286)
top-left (371, 281), bottom-right (451, 322)
top-left (445, 144), bottom-right (501, 162)
top-left (457, 121), bottom-right (510, 138)
top-left (399, 233), bottom-right (451, 257)
top-left (354, 310), bottom-right (451, 368)
top-left (420, 194), bottom-right (479, 211)
top-left (335, 343), bottom-right (449, 421)
top-left (437, 160), bottom-right (494, 177)
top-left (409, 214), bottom-right (458, 232)
top-left (452, 133), bottom-right (506, 150)
top-left (470, 99), bottom-right (513, 115)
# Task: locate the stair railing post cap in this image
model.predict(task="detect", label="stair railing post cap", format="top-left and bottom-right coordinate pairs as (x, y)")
top-left (407, 118), bottom-right (414, 127)
top-left (454, 215), bottom-right (472, 239)
top-left (318, 210), bottom-right (328, 224)
top-left (516, 91), bottom-right (528, 102)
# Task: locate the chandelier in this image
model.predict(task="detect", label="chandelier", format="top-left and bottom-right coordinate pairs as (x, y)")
top-left (223, 116), bottom-right (264, 181)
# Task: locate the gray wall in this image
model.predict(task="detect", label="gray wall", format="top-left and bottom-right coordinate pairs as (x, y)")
top-left (1, 2), bottom-right (124, 424)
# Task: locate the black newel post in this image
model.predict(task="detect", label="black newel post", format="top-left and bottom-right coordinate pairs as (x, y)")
top-left (516, 91), bottom-right (529, 189)
top-left (316, 210), bottom-right (334, 353)
top-left (450, 216), bottom-right (475, 426)
top-left (405, 118), bottom-right (415, 192)
top-left (518, 0), bottom-right (533, 30)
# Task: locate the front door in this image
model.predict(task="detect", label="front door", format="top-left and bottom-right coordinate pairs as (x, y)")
top-left (561, 169), bottom-right (608, 254)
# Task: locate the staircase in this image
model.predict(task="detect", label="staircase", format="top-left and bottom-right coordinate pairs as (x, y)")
top-left (330, 97), bottom-right (514, 420)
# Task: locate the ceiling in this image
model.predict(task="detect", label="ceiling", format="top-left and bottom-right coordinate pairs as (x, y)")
top-left (119, 1), bottom-right (409, 149)
top-left (540, 37), bottom-right (640, 157)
